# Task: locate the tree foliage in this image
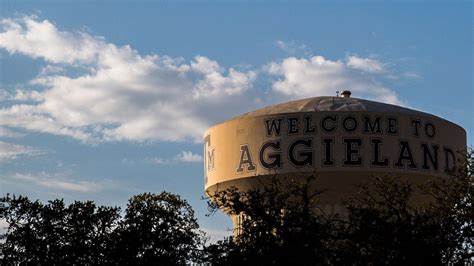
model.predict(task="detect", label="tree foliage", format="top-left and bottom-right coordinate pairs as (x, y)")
top-left (0, 197), bottom-right (119, 264)
top-left (205, 150), bottom-right (473, 265)
top-left (204, 176), bottom-right (340, 265)
top-left (0, 192), bottom-right (204, 265)
top-left (1, 152), bottom-right (472, 264)
top-left (112, 192), bottom-right (205, 264)
top-left (338, 150), bottom-right (473, 264)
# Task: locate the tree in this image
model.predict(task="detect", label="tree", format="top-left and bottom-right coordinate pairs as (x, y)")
top-left (1, 152), bottom-right (471, 264)
top-left (339, 177), bottom-right (451, 265)
top-left (0, 196), bottom-right (120, 264)
top-left (205, 176), bottom-right (341, 265)
top-left (0, 192), bottom-right (206, 265)
top-left (338, 150), bottom-right (473, 264)
top-left (111, 192), bottom-right (206, 265)
top-left (206, 151), bottom-right (473, 265)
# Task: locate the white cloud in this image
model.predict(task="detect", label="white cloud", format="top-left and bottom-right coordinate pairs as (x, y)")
top-left (11, 89), bottom-right (44, 101)
top-left (122, 151), bottom-right (203, 165)
top-left (0, 127), bottom-right (25, 138)
top-left (267, 56), bottom-right (402, 105)
top-left (0, 141), bottom-right (43, 161)
top-left (0, 88), bottom-right (43, 102)
top-left (175, 151), bottom-right (203, 162)
top-left (0, 15), bottom-right (102, 64)
top-left (402, 72), bottom-right (420, 79)
top-left (147, 157), bottom-right (170, 165)
top-left (275, 40), bottom-right (309, 55)
top-left (346, 55), bottom-right (386, 73)
top-left (3, 172), bottom-right (104, 192)
top-left (0, 16), bottom-right (257, 143)
top-left (0, 16), bottom-right (406, 144)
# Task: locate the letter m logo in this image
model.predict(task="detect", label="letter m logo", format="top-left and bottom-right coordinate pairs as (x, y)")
top-left (207, 148), bottom-right (215, 172)
top-left (204, 135), bottom-right (215, 184)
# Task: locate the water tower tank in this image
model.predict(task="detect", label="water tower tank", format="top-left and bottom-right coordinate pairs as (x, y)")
top-left (203, 93), bottom-right (466, 226)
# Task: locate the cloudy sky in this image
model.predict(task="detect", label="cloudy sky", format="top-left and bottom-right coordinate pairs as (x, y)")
top-left (0, 1), bottom-right (472, 241)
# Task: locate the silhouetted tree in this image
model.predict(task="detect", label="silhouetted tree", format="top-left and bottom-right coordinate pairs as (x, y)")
top-left (0, 192), bottom-right (206, 265)
top-left (205, 176), bottom-right (341, 265)
top-left (111, 192), bottom-right (205, 265)
top-left (0, 196), bottom-right (119, 264)
top-left (338, 150), bottom-right (473, 264)
top-left (1, 152), bottom-right (471, 264)
top-left (205, 150), bottom-right (473, 265)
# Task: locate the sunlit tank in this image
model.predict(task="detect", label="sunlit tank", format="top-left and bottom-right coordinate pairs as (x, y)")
top-left (203, 91), bottom-right (466, 228)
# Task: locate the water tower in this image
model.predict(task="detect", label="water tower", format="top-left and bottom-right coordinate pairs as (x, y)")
top-left (203, 92), bottom-right (466, 229)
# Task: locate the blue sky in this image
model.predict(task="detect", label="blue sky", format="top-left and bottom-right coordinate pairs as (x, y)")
top-left (0, 1), bottom-right (472, 241)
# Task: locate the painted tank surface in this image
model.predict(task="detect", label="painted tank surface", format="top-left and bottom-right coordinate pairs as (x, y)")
top-left (203, 93), bottom-right (466, 225)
